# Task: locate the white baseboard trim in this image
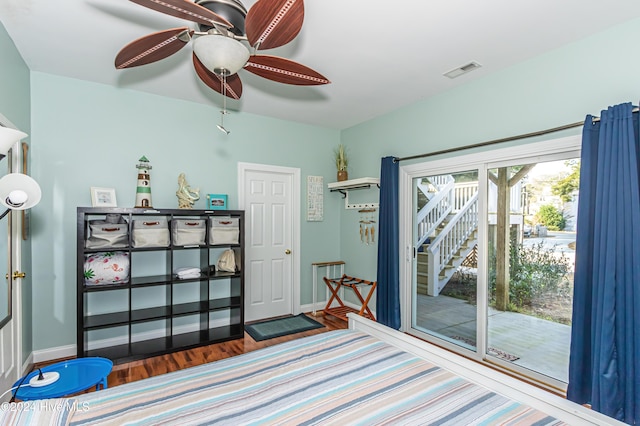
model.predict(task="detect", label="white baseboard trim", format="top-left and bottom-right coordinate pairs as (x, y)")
top-left (20, 352), bottom-right (33, 375)
top-left (32, 344), bottom-right (76, 363)
top-left (299, 302), bottom-right (324, 314)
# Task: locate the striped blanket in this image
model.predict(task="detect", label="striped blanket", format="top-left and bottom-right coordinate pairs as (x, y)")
top-left (67, 330), bottom-right (563, 425)
top-left (1, 330), bottom-right (565, 425)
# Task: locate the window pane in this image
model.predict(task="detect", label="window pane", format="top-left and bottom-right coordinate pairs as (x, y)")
top-left (487, 159), bottom-right (577, 382)
top-left (413, 170), bottom-right (479, 351)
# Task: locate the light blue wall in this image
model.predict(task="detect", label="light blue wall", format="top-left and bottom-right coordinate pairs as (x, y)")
top-left (29, 73), bottom-right (341, 350)
top-left (9, 15), bottom-right (640, 353)
top-left (0, 23), bottom-right (30, 132)
top-left (340, 16), bottom-right (640, 297)
top-left (0, 21), bottom-right (32, 363)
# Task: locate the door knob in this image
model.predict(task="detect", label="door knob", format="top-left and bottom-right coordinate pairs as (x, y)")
top-left (285, 249), bottom-right (291, 255)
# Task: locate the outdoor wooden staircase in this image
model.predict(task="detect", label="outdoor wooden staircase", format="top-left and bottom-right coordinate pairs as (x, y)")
top-left (415, 177), bottom-right (479, 296)
top-left (417, 227), bottom-right (478, 295)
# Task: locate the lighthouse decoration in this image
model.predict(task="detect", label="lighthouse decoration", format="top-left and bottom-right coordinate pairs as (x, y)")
top-left (135, 156), bottom-right (153, 208)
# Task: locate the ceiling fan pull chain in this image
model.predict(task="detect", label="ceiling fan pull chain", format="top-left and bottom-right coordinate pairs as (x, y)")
top-left (217, 72), bottom-right (230, 134)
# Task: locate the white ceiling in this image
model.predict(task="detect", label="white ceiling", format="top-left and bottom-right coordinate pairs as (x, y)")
top-left (2, 0), bottom-right (640, 130)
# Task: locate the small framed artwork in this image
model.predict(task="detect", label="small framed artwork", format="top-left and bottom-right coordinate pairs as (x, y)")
top-left (207, 194), bottom-right (228, 210)
top-left (90, 187), bottom-right (117, 207)
top-left (307, 176), bottom-right (323, 221)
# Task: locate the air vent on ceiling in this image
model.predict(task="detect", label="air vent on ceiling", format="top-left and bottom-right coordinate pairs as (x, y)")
top-left (443, 61), bottom-right (482, 79)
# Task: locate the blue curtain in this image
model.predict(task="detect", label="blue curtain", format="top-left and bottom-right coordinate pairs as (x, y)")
top-left (568, 102), bottom-right (640, 424)
top-left (376, 156), bottom-right (401, 329)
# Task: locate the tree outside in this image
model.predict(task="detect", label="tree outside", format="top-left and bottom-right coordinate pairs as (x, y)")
top-left (442, 159), bottom-right (578, 324)
top-left (535, 204), bottom-right (566, 230)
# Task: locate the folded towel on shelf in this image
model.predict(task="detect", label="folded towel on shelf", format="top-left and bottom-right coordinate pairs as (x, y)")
top-left (177, 273), bottom-right (200, 279)
top-left (174, 267), bottom-right (201, 279)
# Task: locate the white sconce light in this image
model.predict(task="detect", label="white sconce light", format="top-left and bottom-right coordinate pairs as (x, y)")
top-left (0, 127), bottom-right (27, 156)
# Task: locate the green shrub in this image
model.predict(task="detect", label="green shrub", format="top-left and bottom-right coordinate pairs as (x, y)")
top-left (489, 241), bottom-right (570, 308)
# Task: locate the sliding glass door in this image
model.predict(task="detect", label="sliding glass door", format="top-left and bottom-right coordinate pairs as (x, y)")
top-left (486, 158), bottom-right (576, 384)
top-left (412, 170), bottom-right (479, 353)
top-left (403, 137), bottom-right (580, 390)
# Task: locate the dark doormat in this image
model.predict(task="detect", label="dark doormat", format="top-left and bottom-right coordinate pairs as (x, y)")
top-left (245, 314), bottom-right (325, 342)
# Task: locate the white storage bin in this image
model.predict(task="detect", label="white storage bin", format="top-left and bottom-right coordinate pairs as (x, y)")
top-left (172, 219), bottom-right (206, 246)
top-left (210, 217), bottom-right (240, 245)
top-left (132, 219), bottom-right (170, 248)
top-left (85, 221), bottom-right (128, 249)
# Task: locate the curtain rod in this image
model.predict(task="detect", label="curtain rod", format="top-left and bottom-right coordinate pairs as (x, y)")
top-left (395, 107), bottom-right (639, 163)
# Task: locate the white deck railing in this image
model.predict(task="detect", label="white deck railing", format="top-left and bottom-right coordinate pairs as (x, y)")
top-left (426, 193), bottom-right (479, 295)
top-left (416, 176), bottom-right (455, 247)
top-left (416, 179), bottom-right (478, 248)
top-left (415, 178), bottom-right (479, 296)
top-left (452, 182), bottom-right (478, 210)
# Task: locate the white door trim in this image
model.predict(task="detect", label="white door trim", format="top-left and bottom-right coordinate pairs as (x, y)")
top-left (9, 131), bottom-right (23, 374)
top-left (0, 112), bottom-right (23, 399)
top-left (399, 135), bottom-right (582, 390)
top-left (238, 162), bottom-right (301, 318)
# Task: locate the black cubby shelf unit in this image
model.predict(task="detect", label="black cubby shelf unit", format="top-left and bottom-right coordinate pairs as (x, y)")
top-left (77, 207), bottom-right (244, 364)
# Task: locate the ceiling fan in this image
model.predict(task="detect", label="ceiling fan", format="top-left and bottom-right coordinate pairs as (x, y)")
top-left (115, 0), bottom-right (330, 133)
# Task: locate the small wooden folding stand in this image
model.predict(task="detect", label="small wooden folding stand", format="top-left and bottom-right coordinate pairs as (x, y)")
top-left (323, 274), bottom-right (377, 321)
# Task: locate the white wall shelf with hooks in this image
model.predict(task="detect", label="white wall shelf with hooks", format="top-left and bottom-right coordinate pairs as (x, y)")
top-left (328, 177), bottom-right (380, 209)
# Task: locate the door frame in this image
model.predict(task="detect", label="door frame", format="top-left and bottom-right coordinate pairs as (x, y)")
top-left (237, 162), bottom-right (301, 319)
top-left (0, 113), bottom-right (24, 398)
top-left (10, 132), bottom-right (23, 373)
top-left (400, 135), bottom-right (582, 332)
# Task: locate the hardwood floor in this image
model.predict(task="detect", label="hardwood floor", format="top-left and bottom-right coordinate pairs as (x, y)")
top-left (36, 313), bottom-right (347, 392)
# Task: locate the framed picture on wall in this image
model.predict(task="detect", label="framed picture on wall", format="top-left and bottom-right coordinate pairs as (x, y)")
top-left (207, 194), bottom-right (228, 210)
top-left (307, 175), bottom-right (323, 221)
top-left (90, 187), bottom-right (117, 207)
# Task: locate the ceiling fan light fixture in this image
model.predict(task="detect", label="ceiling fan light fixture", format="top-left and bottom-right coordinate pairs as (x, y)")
top-left (193, 35), bottom-right (249, 76)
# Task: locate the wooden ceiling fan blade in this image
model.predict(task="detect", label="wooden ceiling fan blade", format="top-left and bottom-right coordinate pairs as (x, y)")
top-left (245, 0), bottom-right (304, 50)
top-left (245, 55), bottom-right (330, 86)
top-left (115, 28), bottom-right (193, 69)
top-left (193, 53), bottom-right (243, 99)
top-left (129, 0), bottom-right (233, 28)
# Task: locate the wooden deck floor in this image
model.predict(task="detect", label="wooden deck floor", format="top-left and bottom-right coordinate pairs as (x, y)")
top-left (415, 294), bottom-right (570, 382)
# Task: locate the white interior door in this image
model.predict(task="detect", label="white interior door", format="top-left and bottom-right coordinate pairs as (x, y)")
top-left (0, 122), bottom-right (23, 401)
top-left (0, 215), bottom-right (17, 402)
top-left (239, 163), bottom-right (300, 322)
